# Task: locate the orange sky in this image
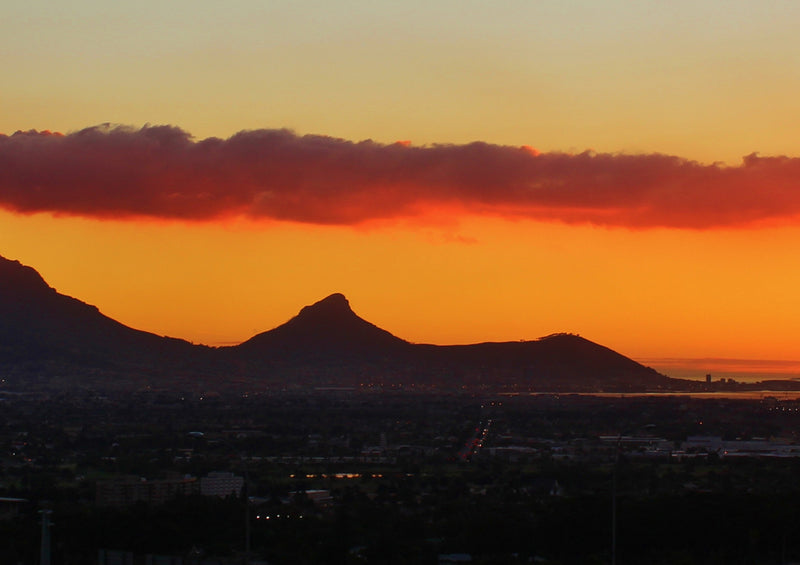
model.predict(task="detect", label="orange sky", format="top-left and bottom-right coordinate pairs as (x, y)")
top-left (3, 206), bottom-right (800, 366)
top-left (3, 2), bottom-right (800, 371)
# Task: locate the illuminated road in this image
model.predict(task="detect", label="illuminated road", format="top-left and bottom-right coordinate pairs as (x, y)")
top-left (459, 418), bottom-right (492, 461)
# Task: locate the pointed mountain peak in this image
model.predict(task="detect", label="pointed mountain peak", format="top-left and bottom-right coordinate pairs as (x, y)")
top-left (237, 293), bottom-right (408, 355)
top-left (315, 292), bottom-right (351, 308)
top-left (296, 293), bottom-right (354, 319)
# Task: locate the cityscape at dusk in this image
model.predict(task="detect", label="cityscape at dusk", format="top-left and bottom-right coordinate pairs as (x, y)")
top-left (5, 3), bottom-right (800, 563)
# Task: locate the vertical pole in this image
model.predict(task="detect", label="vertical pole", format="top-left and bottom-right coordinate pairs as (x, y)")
top-left (39, 509), bottom-right (52, 565)
top-left (244, 472), bottom-right (250, 565)
top-left (190, 432), bottom-right (252, 564)
top-left (240, 453), bottom-right (250, 565)
top-left (611, 462), bottom-right (617, 565)
top-left (612, 435), bottom-right (621, 565)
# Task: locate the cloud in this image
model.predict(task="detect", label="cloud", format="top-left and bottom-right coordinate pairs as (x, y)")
top-left (1, 124), bottom-right (800, 229)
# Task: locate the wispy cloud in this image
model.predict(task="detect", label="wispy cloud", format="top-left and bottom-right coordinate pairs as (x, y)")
top-left (2, 124), bottom-right (799, 228)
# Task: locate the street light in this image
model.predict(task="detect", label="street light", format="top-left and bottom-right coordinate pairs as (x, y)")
top-left (611, 435), bottom-right (621, 565)
top-left (39, 508), bottom-right (52, 565)
top-left (611, 424), bottom-right (656, 565)
top-left (189, 431), bottom-right (251, 565)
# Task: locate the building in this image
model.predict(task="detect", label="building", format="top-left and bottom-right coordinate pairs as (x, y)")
top-left (96, 476), bottom-right (198, 507)
top-left (0, 497), bottom-right (27, 520)
top-left (200, 471), bottom-right (244, 498)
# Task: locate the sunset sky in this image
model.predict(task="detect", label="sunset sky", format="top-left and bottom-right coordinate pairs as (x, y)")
top-left (3, 2), bottom-right (800, 376)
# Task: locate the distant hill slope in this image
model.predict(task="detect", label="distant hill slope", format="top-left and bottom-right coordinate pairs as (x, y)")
top-left (0, 254), bottom-right (674, 391)
top-left (412, 334), bottom-right (670, 390)
top-left (0, 255), bottom-right (206, 376)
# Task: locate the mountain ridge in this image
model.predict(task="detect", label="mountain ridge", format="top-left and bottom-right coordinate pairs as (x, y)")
top-left (0, 254), bottom-right (675, 391)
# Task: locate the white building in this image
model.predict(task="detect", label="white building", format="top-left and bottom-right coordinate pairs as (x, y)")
top-left (200, 471), bottom-right (244, 498)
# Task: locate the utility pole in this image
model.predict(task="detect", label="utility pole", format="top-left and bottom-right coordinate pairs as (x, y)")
top-left (39, 509), bottom-right (52, 565)
top-left (612, 437), bottom-right (619, 565)
top-left (243, 462), bottom-right (251, 565)
top-left (189, 431), bottom-right (251, 565)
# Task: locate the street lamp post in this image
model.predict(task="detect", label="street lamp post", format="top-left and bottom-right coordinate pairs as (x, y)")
top-left (611, 435), bottom-right (621, 565)
top-left (189, 431), bottom-right (251, 565)
top-left (612, 424), bottom-right (656, 565)
top-left (242, 455), bottom-right (250, 565)
top-left (39, 508), bottom-right (52, 565)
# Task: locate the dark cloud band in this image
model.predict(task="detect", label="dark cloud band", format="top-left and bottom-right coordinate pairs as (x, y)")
top-left (1, 124), bottom-right (798, 228)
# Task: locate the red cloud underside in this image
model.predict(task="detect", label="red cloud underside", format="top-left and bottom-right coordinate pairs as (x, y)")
top-left (2, 124), bottom-right (799, 228)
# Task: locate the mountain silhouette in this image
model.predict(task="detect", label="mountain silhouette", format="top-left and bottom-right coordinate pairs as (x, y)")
top-left (414, 334), bottom-right (670, 390)
top-left (0, 255), bottom-right (205, 376)
top-left (0, 254), bottom-right (674, 391)
top-left (237, 293), bottom-right (409, 358)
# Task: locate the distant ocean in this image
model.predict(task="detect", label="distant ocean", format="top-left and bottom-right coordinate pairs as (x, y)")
top-left (636, 358), bottom-right (800, 383)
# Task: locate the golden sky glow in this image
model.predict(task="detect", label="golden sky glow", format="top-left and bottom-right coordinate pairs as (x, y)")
top-left (3, 2), bottom-right (800, 373)
top-left (4, 209), bottom-right (800, 364)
